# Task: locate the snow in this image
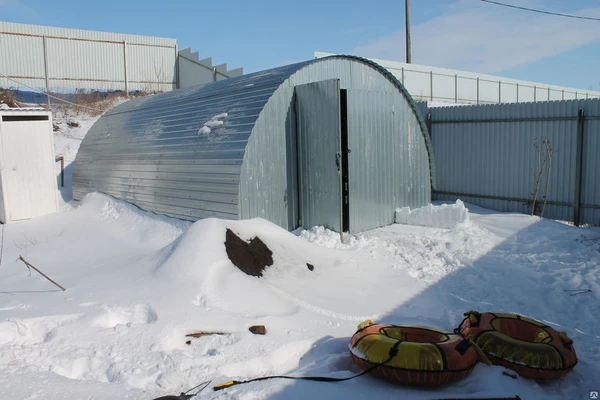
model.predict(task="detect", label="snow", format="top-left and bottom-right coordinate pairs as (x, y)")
top-left (395, 199), bottom-right (469, 229)
top-left (0, 107), bottom-right (599, 400)
top-left (198, 113), bottom-right (227, 136)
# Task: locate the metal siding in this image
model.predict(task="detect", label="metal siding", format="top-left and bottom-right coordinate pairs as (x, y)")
top-left (0, 21), bottom-right (176, 46)
top-left (315, 52), bottom-right (600, 105)
top-left (239, 83), bottom-right (301, 229)
top-left (127, 44), bottom-right (177, 90)
top-left (0, 21), bottom-right (176, 92)
top-left (0, 120), bottom-right (4, 223)
top-left (582, 100), bottom-right (600, 224)
top-left (47, 38), bottom-right (124, 82)
top-left (0, 34), bottom-right (46, 88)
top-left (295, 79), bottom-right (342, 232)
top-left (242, 57), bottom-right (432, 232)
top-left (430, 99), bottom-right (600, 224)
top-left (178, 58), bottom-right (215, 88)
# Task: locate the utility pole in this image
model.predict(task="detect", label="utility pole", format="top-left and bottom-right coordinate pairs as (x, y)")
top-left (405, 0), bottom-right (411, 64)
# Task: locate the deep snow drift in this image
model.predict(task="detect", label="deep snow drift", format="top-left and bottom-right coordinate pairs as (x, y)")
top-left (0, 193), bottom-right (598, 400)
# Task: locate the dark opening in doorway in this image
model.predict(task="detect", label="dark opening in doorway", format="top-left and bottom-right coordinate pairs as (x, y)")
top-left (340, 89), bottom-right (350, 233)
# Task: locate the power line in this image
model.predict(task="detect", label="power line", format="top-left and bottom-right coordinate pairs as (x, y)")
top-left (480, 0), bottom-right (600, 21)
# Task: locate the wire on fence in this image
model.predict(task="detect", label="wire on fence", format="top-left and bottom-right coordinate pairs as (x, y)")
top-left (0, 71), bottom-right (109, 113)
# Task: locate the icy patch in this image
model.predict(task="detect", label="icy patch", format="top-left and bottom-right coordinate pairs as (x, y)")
top-left (395, 200), bottom-right (469, 229)
top-left (0, 314), bottom-right (82, 345)
top-left (198, 113), bottom-right (227, 136)
top-left (92, 304), bottom-right (157, 328)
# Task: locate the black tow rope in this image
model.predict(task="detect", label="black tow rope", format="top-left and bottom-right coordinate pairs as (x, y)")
top-left (152, 380), bottom-right (211, 400)
top-left (433, 397), bottom-right (521, 400)
top-left (213, 342), bottom-right (401, 391)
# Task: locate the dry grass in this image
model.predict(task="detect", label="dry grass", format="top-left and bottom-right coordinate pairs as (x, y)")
top-left (48, 89), bottom-right (152, 118)
top-left (1, 87), bottom-right (154, 119)
top-left (0, 88), bottom-right (22, 108)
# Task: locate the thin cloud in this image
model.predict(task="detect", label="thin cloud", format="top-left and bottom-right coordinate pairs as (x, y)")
top-left (351, 0), bottom-right (600, 74)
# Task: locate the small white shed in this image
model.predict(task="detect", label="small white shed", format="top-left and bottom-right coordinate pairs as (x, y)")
top-left (0, 108), bottom-right (59, 223)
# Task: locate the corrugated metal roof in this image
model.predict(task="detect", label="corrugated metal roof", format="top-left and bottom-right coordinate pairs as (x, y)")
top-left (74, 56), bottom-right (435, 228)
top-left (73, 60), bottom-right (314, 221)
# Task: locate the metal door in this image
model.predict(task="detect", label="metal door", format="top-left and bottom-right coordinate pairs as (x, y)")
top-left (295, 79), bottom-right (343, 232)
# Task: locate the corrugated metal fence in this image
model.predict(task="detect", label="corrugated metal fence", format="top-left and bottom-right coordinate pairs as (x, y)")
top-left (315, 52), bottom-right (600, 105)
top-left (0, 21), bottom-right (177, 94)
top-left (422, 99), bottom-right (600, 225)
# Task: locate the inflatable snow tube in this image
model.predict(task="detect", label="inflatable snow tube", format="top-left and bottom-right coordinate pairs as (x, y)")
top-left (457, 311), bottom-right (577, 380)
top-left (349, 320), bottom-right (479, 386)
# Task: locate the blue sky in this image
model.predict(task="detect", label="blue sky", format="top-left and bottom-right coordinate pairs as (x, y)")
top-left (2, 0), bottom-right (599, 91)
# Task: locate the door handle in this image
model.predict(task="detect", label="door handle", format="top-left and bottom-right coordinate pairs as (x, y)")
top-left (335, 152), bottom-right (341, 171)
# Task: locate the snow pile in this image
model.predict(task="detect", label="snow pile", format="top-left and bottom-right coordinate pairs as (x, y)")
top-left (299, 226), bottom-right (367, 249)
top-left (0, 193), bottom-right (598, 399)
top-left (198, 112), bottom-right (227, 135)
top-left (395, 199), bottom-right (469, 228)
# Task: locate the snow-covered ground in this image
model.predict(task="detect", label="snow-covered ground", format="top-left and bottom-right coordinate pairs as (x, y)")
top-left (0, 104), bottom-right (599, 400)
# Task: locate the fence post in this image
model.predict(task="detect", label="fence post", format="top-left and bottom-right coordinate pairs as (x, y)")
top-left (547, 87), bottom-right (550, 101)
top-left (516, 83), bottom-right (519, 103)
top-left (454, 74), bottom-right (458, 103)
top-left (574, 108), bottom-right (585, 226)
top-left (476, 77), bottom-right (479, 105)
top-left (534, 86), bottom-right (537, 102)
top-left (430, 71), bottom-right (433, 101)
top-left (43, 35), bottom-right (50, 108)
top-left (123, 40), bottom-right (129, 96)
top-left (498, 80), bottom-right (501, 103)
top-left (401, 67), bottom-right (405, 84)
top-left (426, 112), bottom-right (432, 141)
top-left (175, 44), bottom-right (180, 89)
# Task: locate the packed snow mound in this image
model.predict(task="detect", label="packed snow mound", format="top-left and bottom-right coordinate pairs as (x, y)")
top-left (395, 200), bottom-right (469, 228)
top-left (152, 216), bottom-right (423, 321)
top-left (79, 192), bottom-right (190, 245)
top-left (299, 226), bottom-right (367, 248)
top-left (92, 304), bottom-right (158, 328)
